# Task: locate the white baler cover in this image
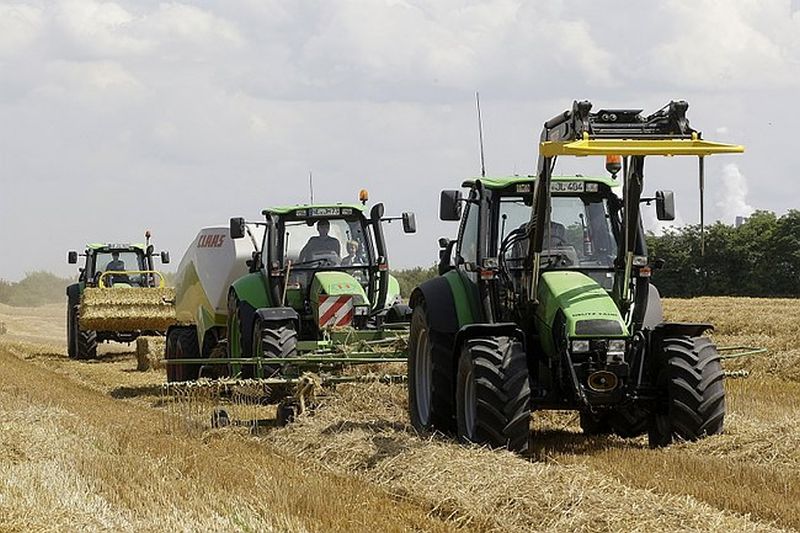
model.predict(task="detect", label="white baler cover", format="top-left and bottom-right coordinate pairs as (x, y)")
top-left (174, 224), bottom-right (264, 324)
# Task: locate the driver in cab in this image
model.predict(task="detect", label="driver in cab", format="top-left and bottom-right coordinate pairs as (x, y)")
top-left (299, 219), bottom-right (341, 263)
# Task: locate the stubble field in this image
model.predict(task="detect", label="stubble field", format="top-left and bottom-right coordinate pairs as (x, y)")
top-left (0, 297), bottom-right (798, 532)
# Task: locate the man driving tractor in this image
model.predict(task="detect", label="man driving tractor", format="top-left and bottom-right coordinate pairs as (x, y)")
top-left (299, 220), bottom-right (341, 262)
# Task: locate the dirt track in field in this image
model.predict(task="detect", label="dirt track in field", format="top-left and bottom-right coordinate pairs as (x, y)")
top-left (0, 299), bottom-right (798, 532)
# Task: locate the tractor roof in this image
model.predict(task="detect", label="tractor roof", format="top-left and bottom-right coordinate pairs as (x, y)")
top-left (86, 242), bottom-right (147, 252)
top-left (262, 203), bottom-right (366, 216)
top-left (461, 174), bottom-right (619, 190)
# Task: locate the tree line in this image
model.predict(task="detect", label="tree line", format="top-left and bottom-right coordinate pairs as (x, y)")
top-left (646, 210), bottom-right (800, 297)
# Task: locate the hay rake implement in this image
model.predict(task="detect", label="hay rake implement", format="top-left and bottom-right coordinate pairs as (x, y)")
top-left (162, 326), bottom-right (408, 428)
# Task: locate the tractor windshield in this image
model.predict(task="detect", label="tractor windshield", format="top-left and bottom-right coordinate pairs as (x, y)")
top-left (92, 251), bottom-right (147, 286)
top-left (498, 194), bottom-right (617, 271)
top-left (282, 218), bottom-right (372, 270)
top-left (94, 251), bottom-right (144, 273)
top-left (547, 195), bottom-right (617, 269)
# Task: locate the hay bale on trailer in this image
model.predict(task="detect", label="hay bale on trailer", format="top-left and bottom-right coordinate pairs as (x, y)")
top-left (79, 287), bottom-right (176, 332)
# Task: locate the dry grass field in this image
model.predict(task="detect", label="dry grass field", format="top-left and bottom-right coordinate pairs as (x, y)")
top-left (0, 298), bottom-right (798, 532)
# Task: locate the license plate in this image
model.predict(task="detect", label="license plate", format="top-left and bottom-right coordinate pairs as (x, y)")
top-left (550, 181), bottom-right (584, 193)
top-left (309, 207), bottom-right (341, 217)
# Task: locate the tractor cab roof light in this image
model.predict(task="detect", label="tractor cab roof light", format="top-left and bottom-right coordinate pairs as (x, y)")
top-left (359, 189), bottom-right (369, 205)
top-left (605, 155), bottom-right (622, 177)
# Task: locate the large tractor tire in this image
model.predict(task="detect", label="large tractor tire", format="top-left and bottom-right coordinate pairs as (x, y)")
top-left (67, 303), bottom-right (78, 359)
top-left (456, 336), bottom-right (531, 453)
top-left (165, 327), bottom-right (200, 382)
top-left (251, 317), bottom-right (298, 379)
top-left (76, 319), bottom-right (97, 360)
top-left (408, 304), bottom-right (455, 433)
top-left (649, 336), bottom-right (725, 448)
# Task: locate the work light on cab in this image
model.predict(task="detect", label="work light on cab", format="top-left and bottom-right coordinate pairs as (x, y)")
top-left (605, 155), bottom-right (622, 177)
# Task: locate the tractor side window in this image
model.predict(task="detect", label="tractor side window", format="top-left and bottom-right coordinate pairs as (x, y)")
top-left (457, 198), bottom-right (479, 267)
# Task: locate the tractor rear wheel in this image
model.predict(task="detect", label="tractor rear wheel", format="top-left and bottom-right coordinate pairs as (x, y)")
top-left (408, 304), bottom-right (455, 433)
top-left (165, 328), bottom-right (200, 382)
top-left (252, 318), bottom-right (297, 378)
top-left (649, 335), bottom-right (725, 447)
top-left (456, 336), bottom-right (531, 453)
top-left (67, 304), bottom-right (78, 359)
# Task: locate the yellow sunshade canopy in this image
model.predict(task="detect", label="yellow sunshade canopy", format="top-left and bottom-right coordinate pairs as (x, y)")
top-left (540, 136), bottom-right (744, 158)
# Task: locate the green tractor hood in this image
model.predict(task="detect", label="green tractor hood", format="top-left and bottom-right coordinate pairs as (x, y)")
top-left (536, 271), bottom-right (628, 355)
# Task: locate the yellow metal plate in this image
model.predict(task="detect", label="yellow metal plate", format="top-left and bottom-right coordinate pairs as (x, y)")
top-left (540, 138), bottom-right (744, 157)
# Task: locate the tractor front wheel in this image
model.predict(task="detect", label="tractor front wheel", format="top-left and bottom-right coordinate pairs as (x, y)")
top-left (252, 318), bottom-right (297, 379)
top-left (76, 322), bottom-right (97, 360)
top-left (456, 336), bottom-right (531, 453)
top-left (649, 335), bottom-right (725, 447)
top-left (408, 304), bottom-right (455, 434)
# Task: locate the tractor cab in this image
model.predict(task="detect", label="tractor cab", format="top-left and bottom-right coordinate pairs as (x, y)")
top-left (68, 237), bottom-right (170, 289)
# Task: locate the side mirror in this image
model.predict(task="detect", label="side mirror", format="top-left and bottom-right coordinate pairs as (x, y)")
top-left (160, 251), bottom-right (170, 264)
top-left (402, 212), bottom-right (417, 234)
top-left (370, 202), bottom-right (385, 222)
top-left (655, 190), bottom-right (675, 221)
top-left (439, 190), bottom-right (463, 221)
top-left (68, 251), bottom-right (78, 264)
top-left (230, 217), bottom-right (246, 239)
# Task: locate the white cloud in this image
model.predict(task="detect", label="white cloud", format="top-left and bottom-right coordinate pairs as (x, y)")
top-left (714, 163), bottom-right (754, 223)
top-left (646, 0), bottom-right (800, 90)
top-left (0, 3), bottom-right (43, 56)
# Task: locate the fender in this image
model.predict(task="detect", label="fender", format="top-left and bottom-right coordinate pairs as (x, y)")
top-left (254, 307), bottom-right (300, 331)
top-left (66, 283), bottom-right (80, 303)
top-left (454, 323), bottom-right (525, 356)
top-left (409, 276), bottom-right (459, 335)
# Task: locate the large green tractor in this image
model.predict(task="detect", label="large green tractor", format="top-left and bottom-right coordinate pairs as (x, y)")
top-left (408, 101), bottom-right (743, 451)
top-left (66, 233), bottom-right (171, 359)
top-left (165, 197), bottom-right (417, 394)
top-left (226, 201), bottom-right (416, 373)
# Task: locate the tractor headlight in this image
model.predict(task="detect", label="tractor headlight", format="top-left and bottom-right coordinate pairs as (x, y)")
top-left (571, 340), bottom-right (590, 353)
top-left (606, 339), bottom-right (626, 363)
top-left (607, 339), bottom-right (626, 354)
top-left (354, 305), bottom-right (370, 317)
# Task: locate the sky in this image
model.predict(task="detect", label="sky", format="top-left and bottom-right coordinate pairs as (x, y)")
top-left (1, 0), bottom-right (800, 280)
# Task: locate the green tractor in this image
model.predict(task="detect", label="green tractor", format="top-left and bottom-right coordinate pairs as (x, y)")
top-left (66, 233), bottom-right (172, 359)
top-left (165, 195), bottom-right (417, 421)
top-left (408, 101), bottom-right (743, 451)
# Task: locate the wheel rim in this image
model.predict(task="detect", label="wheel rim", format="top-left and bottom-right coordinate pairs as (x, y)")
top-left (414, 326), bottom-right (433, 424)
top-left (462, 364), bottom-right (476, 439)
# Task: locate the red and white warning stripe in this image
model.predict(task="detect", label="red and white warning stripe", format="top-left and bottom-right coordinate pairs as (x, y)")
top-left (318, 295), bottom-right (354, 328)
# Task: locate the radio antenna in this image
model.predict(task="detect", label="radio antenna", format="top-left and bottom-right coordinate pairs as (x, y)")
top-left (476, 91), bottom-right (486, 177)
top-left (309, 171), bottom-right (314, 204)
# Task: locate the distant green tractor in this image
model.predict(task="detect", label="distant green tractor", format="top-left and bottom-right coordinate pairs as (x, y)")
top-left (66, 233), bottom-right (171, 359)
top-left (408, 101), bottom-right (743, 451)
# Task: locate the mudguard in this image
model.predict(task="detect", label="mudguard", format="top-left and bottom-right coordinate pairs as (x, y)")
top-left (254, 307), bottom-right (300, 330)
top-left (66, 283), bottom-right (80, 303)
top-left (231, 272), bottom-right (271, 310)
top-left (454, 323), bottom-right (525, 355)
top-left (409, 276), bottom-right (459, 335)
